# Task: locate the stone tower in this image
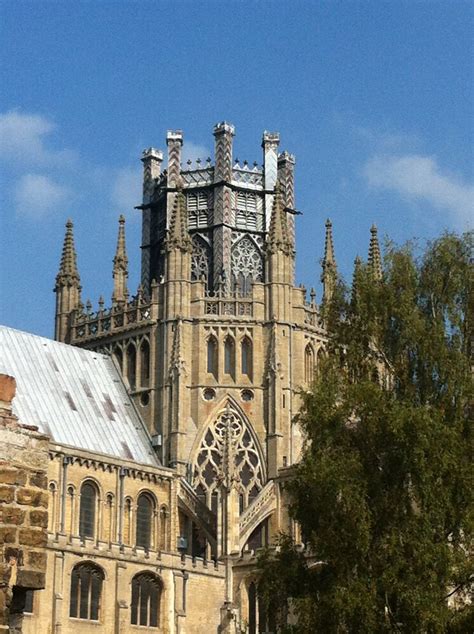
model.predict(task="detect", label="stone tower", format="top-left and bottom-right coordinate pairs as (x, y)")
top-left (53, 123), bottom-right (330, 564)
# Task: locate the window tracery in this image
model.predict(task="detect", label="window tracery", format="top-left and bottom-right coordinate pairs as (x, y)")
top-left (192, 405), bottom-right (264, 512)
top-left (231, 236), bottom-right (263, 296)
top-left (191, 235), bottom-right (212, 288)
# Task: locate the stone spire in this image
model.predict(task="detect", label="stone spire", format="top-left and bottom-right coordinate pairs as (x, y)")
top-left (267, 182), bottom-right (291, 255)
top-left (166, 190), bottom-right (192, 253)
top-left (54, 219), bottom-right (81, 342)
top-left (56, 219), bottom-right (80, 284)
top-left (321, 218), bottom-right (337, 303)
top-left (351, 255), bottom-right (363, 307)
top-left (368, 224), bottom-right (382, 281)
top-left (112, 215), bottom-right (129, 305)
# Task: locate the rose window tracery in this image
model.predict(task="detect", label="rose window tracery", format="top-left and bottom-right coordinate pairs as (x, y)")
top-left (231, 236), bottom-right (263, 296)
top-left (192, 406), bottom-right (264, 513)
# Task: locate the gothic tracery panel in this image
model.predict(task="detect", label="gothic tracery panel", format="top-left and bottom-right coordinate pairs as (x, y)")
top-left (192, 405), bottom-right (265, 512)
top-left (231, 236), bottom-right (263, 295)
top-left (191, 235), bottom-right (212, 287)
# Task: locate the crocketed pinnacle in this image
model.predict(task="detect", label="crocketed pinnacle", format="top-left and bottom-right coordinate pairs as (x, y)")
top-left (321, 218), bottom-right (337, 303)
top-left (267, 182), bottom-right (291, 255)
top-left (112, 214), bottom-right (129, 304)
top-left (351, 255), bottom-right (363, 307)
top-left (167, 191), bottom-right (192, 252)
top-left (113, 215), bottom-right (129, 272)
top-left (57, 219), bottom-right (80, 283)
top-left (368, 224), bottom-right (382, 281)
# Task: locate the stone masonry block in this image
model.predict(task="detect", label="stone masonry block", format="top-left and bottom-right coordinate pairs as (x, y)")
top-left (29, 510), bottom-right (48, 528)
top-left (0, 508), bottom-right (25, 526)
top-left (0, 528), bottom-right (16, 545)
top-left (18, 529), bottom-right (47, 548)
top-left (0, 468), bottom-right (26, 487)
top-left (26, 551), bottom-right (46, 569)
top-left (16, 488), bottom-right (48, 508)
top-left (28, 472), bottom-right (48, 489)
top-left (16, 569), bottom-right (45, 590)
top-left (0, 486), bottom-right (14, 504)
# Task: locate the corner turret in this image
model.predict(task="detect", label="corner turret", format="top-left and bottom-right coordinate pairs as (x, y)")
top-left (54, 219), bottom-right (81, 342)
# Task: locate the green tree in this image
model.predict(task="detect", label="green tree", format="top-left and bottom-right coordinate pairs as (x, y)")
top-left (258, 232), bottom-right (473, 633)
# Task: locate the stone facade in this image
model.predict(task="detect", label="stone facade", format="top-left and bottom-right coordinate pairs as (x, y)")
top-left (0, 375), bottom-right (49, 634)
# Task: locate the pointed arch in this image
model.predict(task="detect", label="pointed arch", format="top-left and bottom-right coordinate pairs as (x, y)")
top-left (126, 342), bottom-right (137, 390)
top-left (304, 343), bottom-right (315, 384)
top-left (231, 235), bottom-right (263, 296)
top-left (207, 335), bottom-right (218, 378)
top-left (140, 339), bottom-right (150, 387)
top-left (191, 400), bottom-right (265, 511)
top-left (241, 336), bottom-right (253, 379)
top-left (191, 234), bottom-right (212, 288)
top-left (224, 335), bottom-right (235, 378)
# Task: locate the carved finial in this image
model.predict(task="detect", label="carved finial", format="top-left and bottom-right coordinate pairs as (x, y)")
top-left (167, 190), bottom-right (192, 253)
top-left (112, 214), bottom-right (129, 305)
top-left (86, 299), bottom-right (92, 314)
top-left (310, 287), bottom-right (316, 304)
top-left (98, 295), bottom-right (104, 310)
top-left (267, 181), bottom-right (291, 255)
top-left (321, 218), bottom-right (338, 303)
top-left (368, 224), bottom-right (382, 281)
top-left (351, 255), bottom-right (363, 307)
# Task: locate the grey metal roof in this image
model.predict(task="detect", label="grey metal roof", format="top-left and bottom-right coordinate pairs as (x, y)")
top-left (0, 326), bottom-right (159, 467)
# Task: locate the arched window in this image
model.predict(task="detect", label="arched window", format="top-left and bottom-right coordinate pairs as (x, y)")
top-left (113, 346), bottom-right (123, 372)
top-left (70, 563), bottom-right (104, 620)
top-left (131, 573), bottom-right (162, 627)
top-left (79, 482), bottom-right (97, 539)
top-left (140, 339), bottom-right (150, 387)
top-left (241, 337), bottom-right (252, 378)
top-left (304, 344), bottom-right (315, 384)
top-left (136, 493), bottom-right (154, 550)
top-left (207, 336), bottom-right (218, 377)
top-left (224, 336), bottom-right (235, 378)
top-left (126, 343), bottom-right (136, 390)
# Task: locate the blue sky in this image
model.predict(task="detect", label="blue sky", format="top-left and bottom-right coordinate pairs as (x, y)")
top-left (1, 1), bottom-right (473, 338)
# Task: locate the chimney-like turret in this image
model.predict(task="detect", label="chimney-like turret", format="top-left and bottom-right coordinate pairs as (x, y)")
top-left (54, 219), bottom-right (81, 342)
top-left (262, 131), bottom-right (280, 230)
top-left (112, 215), bottom-right (129, 306)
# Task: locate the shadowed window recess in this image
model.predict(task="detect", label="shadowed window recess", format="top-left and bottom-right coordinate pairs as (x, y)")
top-left (70, 563), bottom-right (104, 621)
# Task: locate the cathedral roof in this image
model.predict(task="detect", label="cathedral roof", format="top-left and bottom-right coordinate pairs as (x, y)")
top-left (0, 326), bottom-right (159, 466)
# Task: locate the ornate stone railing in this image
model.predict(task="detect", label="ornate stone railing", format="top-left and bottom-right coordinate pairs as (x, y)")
top-left (181, 166), bottom-right (214, 187)
top-left (303, 305), bottom-right (321, 328)
top-left (232, 165), bottom-right (264, 188)
top-left (205, 294), bottom-right (253, 317)
top-left (71, 300), bottom-right (153, 342)
top-left (239, 480), bottom-right (276, 549)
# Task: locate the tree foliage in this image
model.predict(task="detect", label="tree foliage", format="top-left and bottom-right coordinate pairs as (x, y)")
top-left (258, 232), bottom-right (473, 633)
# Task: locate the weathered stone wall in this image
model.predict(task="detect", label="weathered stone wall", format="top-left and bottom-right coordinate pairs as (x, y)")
top-left (0, 375), bottom-right (49, 634)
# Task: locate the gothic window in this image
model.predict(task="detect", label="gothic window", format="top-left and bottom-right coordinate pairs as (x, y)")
top-left (224, 336), bottom-right (235, 378)
top-left (192, 405), bottom-right (265, 511)
top-left (236, 192), bottom-right (260, 230)
top-left (231, 236), bottom-right (263, 296)
top-left (140, 339), bottom-right (150, 387)
top-left (207, 336), bottom-right (218, 377)
top-left (126, 343), bottom-right (136, 390)
top-left (131, 573), bottom-right (162, 627)
top-left (191, 235), bottom-right (212, 287)
top-left (79, 481), bottom-right (97, 539)
top-left (136, 492), bottom-right (154, 550)
top-left (304, 344), bottom-right (315, 384)
top-left (69, 563), bottom-right (104, 621)
top-left (241, 337), bottom-right (252, 379)
top-left (187, 191), bottom-right (208, 228)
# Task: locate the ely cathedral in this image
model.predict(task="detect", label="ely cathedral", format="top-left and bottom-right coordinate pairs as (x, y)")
top-left (0, 122), bottom-right (381, 633)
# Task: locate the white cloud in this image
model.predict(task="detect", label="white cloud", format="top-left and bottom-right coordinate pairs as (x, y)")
top-left (110, 167), bottom-right (142, 214)
top-left (364, 154), bottom-right (474, 228)
top-left (181, 141), bottom-right (211, 166)
top-left (0, 109), bottom-right (76, 166)
top-left (14, 174), bottom-right (69, 218)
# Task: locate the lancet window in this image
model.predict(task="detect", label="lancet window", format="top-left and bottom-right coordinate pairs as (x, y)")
top-left (192, 405), bottom-right (265, 512)
top-left (191, 235), bottom-right (212, 288)
top-left (231, 236), bottom-right (263, 296)
top-left (241, 337), bottom-right (252, 378)
top-left (126, 343), bottom-right (136, 390)
top-left (207, 336), bottom-right (218, 377)
top-left (140, 339), bottom-right (150, 387)
top-left (136, 492), bottom-right (154, 550)
top-left (304, 344), bottom-right (315, 384)
top-left (79, 481), bottom-right (97, 539)
top-left (224, 336), bottom-right (235, 378)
